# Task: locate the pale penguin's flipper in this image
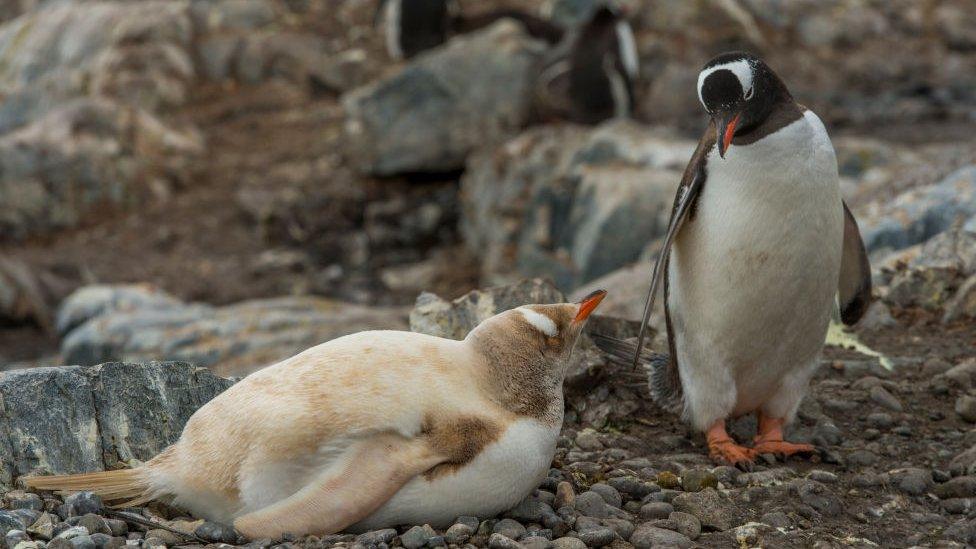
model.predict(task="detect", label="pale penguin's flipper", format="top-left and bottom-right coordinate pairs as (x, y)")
top-left (233, 434), bottom-right (445, 539)
top-left (838, 200), bottom-right (872, 325)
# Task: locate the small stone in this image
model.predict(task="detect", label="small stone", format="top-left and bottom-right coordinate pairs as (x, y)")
top-left (869, 386), bottom-right (903, 412)
top-left (577, 527), bottom-right (615, 548)
top-left (759, 511), bottom-right (792, 529)
top-left (588, 484), bottom-right (622, 508)
top-left (922, 357), bottom-right (953, 376)
top-left (732, 522), bottom-right (771, 546)
top-left (488, 533), bottom-right (521, 549)
top-left (456, 516), bottom-right (481, 530)
top-left (555, 482), bottom-right (576, 509)
top-left (62, 493), bottom-right (102, 518)
top-left (77, 515), bottom-right (110, 536)
top-left (88, 533), bottom-right (113, 549)
top-left (104, 520), bottom-right (127, 538)
top-left (553, 537), bottom-right (587, 549)
top-left (145, 529), bottom-right (185, 546)
top-left (445, 523), bottom-right (474, 544)
top-left (606, 477), bottom-right (653, 500)
top-left (427, 535), bottom-right (447, 548)
top-left (935, 477), bottom-right (976, 499)
top-left (639, 502), bottom-right (673, 520)
top-left (710, 466), bottom-right (741, 486)
top-left (28, 513), bottom-right (56, 540)
top-left (793, 480), bottom-right (842, 517)
top-left (847, 450), bottom-right (879, 466)
top-left (56, 527), bottom-right (90, 541)
top-left (655, 472), bottom-right (681, 490)
top-left (894, 468), bottom-right (934, 496)
top-left (508, 496), bottom-right (551, 523)
top-left (575, 492), bottom-right (609, 518)
top-left (142, 537), bottom-right (166, 549)
top-left (958, 396), bottom-right (976, 423)
top-left (357, 528), bottom-right (398, 545)
top-left (493, 518), bottom-right (527, 541)
top-left (9, 494), bottom-right (44, 512)
top-left (672, 488), bottom-right (736, 531)
top-left (6, 530), bottom-right (30, 548)
top-left (680, 470), bottom-right (718, 493)
top-left (47, 539), bottom-right (74, 549)
top-left (629, 524), bottom-right (692, 549)
top-left (667, 512), bottom-right (700, 540)
top-left (14, 542), bottom-right (46, 549)
top-left (866, 412), bottom-right (894, 429)
top-left (576, 429), bottom-right (604, 451)
top-left (401, 525), bottom-right (435, 549)
top-left (194, 521), bottom-right (237, 544)
top-left (521, 535), bottom-right (553, 549)
top-left (807, 470), bottom-right (838, 483)
top-left (69, 535), bottom-right (96, 549)
top-left (0, 511), bottom-right (27, 537)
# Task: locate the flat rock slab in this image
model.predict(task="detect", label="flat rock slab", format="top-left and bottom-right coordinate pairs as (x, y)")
top-left (0, 362), bottom-right (233, 488)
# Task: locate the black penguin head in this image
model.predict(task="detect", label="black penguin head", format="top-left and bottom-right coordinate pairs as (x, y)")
top-left (697, 52), bottom-right (792, 158)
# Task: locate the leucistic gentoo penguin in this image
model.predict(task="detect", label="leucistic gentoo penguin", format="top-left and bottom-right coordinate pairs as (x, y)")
top-left (376, 0), bottom-right (458, 60)
top-left (26, 290), bottom-right (608, 538)
top-left (597, 52), bottom-right (872, 467)
top-left (565, 5), bottom-right (639, 124)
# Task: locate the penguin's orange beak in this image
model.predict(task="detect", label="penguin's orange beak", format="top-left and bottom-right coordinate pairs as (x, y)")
top-left (715, 111), bottom-right (741, 159)
top-left (574, 290), bottom-right (608, 323)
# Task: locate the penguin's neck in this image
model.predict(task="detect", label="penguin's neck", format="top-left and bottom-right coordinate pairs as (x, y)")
top-left (466, 329), bottom-right (565, 425)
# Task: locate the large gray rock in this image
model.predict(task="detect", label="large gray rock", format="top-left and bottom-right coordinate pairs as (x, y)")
top-left (461, 120), bottom-right (694, 291)
top-left (343, 21), bottom-right (547, 176)
top-left (59, 285), bottom-right (408, 378)
top-left (0, 98), bottom-right (203, 240)
top-left (859, 165), bottom-right (976, 253)
top-left (0, 362), bottom-right (232, 487)
top-left (885, 223), bottom-right (976, 311)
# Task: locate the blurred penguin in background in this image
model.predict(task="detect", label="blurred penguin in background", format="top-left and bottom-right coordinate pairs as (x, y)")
top-left (537, 3), bottom-right (640, 124)
top-left (377, 0), bottom-right (564, 61)
top-left (376, 0), bottom-right (458, 60)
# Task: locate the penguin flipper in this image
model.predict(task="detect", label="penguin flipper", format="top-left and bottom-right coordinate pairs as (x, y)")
top-left (838, 200), bottom-right (872, 325)
top-left (233, 434), bottom-right (444, 539)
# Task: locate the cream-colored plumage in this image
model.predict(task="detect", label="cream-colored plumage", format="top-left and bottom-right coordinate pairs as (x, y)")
top-left (25, 292), bottom-right (607, 539)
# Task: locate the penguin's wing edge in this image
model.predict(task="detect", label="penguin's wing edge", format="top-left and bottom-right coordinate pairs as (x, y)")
top-left (630, 134), bottom-right (710, 369)
top-left (838, 200), bottom-right (872, 325)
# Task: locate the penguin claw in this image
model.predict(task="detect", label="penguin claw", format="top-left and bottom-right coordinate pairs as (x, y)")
top-left (751, 440), bottom-right (816, 459)
top-left (708, 440), bottom-right (755, 470)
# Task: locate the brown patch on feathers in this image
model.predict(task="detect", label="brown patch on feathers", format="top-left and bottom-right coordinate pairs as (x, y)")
top-left (422, 415), bottom-right (502, 480)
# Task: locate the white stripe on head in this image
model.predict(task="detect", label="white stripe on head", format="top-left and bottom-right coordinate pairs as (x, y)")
top-left (697, 59), bottom-right (754, 108)
top-left (615, 21), bottom-right (639, 79)
top-left (518, 307), bottom-right (558, 337)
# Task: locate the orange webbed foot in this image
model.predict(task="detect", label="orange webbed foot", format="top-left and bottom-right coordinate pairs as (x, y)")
top-left (751, 440), bottom-right (816, 459)
top-left (706, 420), bottom-right (754, 470)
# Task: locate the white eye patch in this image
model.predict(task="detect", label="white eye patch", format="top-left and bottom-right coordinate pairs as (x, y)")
top-left (518, 308), bottom-right (558, 337)
top-left (697, 59), bottom-right (755, 108)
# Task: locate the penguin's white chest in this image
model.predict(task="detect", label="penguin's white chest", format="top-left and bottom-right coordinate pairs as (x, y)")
top-left (668, 111), bottom-right (844, 426)
top-left (351, 419), bottom-right (559, 531)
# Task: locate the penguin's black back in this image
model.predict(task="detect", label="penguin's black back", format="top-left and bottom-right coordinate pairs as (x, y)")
top-left (397, 0), bottom-right (453, 58)
top-left (567, 7), bottom-right (635, 124)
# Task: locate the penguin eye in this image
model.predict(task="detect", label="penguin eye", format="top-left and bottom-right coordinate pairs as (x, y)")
top-left (744, 87), bottom-right (754, 100)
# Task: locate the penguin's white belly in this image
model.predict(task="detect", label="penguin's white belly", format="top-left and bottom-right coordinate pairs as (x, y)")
top-left (351, 419), bottom-right (559, 532)
top-left (668, 111), bottom-right (844, 428)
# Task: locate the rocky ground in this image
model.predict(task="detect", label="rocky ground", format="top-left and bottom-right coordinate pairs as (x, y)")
top-left (1, 0), bottom-right (976, 547)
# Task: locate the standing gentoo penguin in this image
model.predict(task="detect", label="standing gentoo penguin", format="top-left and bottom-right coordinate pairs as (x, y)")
top-left (26, 291), bottom-right (608, 538)
top-left (597, 52), bottom-right (871, 466)
top-left (376, 0), bottom-right (458, 60)
top-left (565, 5), bottom-right (639, 124)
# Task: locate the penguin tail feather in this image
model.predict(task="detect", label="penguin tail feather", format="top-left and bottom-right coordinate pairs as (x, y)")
top-left (23, 467), bottom-right (155, 508)
top-left (591, 334), bottom-right (684, 414)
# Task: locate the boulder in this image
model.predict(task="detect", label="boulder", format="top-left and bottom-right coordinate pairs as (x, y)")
top-left (59, 285), bottom-right (407, 378)
top-left (885, 223), bottom-right (976, 311)
top-left (343, 21), bottom-right (547, 176)
top-left (859, 165), bottom-right (976, 254)
top-left (0, 362), bottom-right (232, 487)
top-left (461, 120), bottom-right (694, 291)
top-left (0, 98), bottom-right (203, 241)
